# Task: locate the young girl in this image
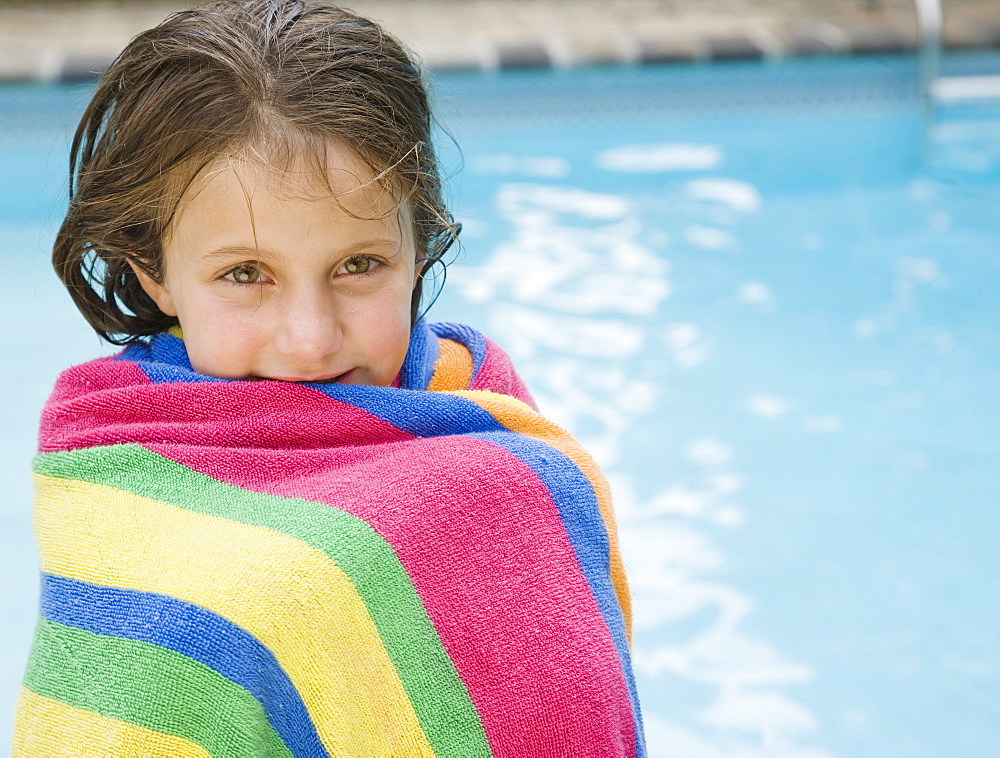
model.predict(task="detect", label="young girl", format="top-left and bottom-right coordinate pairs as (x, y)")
top-left (13, 1), bottom-right (645, 756)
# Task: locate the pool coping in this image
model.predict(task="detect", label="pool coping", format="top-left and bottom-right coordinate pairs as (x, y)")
top-left (1, 0), bottom-right (999, 83)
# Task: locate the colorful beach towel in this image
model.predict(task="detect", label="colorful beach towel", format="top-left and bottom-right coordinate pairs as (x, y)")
top-left (13, 320), bottom-right (644, 757)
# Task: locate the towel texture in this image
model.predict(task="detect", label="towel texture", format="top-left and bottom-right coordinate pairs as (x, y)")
top-left (14, 320), bottom-right (644, 757)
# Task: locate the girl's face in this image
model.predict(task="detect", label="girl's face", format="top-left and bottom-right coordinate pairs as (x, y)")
top-left (132, 142), bottom-right (420, 386)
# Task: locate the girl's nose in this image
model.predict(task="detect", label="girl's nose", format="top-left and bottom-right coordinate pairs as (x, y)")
top-left (270, 288), bottom-right (344, 364)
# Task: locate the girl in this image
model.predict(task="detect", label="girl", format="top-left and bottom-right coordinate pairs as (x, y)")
top-left (13, 1), bottom-right (645, 756)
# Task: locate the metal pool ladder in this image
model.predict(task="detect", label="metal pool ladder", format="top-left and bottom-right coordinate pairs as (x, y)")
top-left (915, 0), bottom-right (1000, 163)
top-left (916, 0), bottom-right (1000, 103)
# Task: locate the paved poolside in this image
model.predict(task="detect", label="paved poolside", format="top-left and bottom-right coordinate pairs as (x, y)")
top-left (1, 0), bottom-right (999, 82)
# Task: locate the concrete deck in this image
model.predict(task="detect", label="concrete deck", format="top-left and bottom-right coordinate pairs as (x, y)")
top-left (0, 0), bottom-right (998, 82)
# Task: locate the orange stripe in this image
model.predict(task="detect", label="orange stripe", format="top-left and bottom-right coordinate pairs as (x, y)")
top-left (429, 339), bottom-right (474, 392)
top-left (449, 390), bottom-right (633, 643)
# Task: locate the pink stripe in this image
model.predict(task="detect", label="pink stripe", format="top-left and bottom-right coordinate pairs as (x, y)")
top-left (470, 336), bottom-right (537, 410)
top-left (40, 359), bottom-right (150, 451)
top-left (40, 364), bottom-right (407, 453)
top-left (147, 437), bottom-right (636, 756)
top-left (43, 357), bottom-right (145, 405)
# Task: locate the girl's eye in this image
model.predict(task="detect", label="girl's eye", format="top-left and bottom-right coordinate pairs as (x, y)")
top-left (224, 264), bottom-right (264, 284)
top-left (342, 255), bottom-right (378, 275)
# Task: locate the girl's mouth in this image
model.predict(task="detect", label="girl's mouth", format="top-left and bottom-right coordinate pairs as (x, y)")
top-left (312, 371), bottom-right (351, 384)
top-left (246, 370), bottom-right (352, 383)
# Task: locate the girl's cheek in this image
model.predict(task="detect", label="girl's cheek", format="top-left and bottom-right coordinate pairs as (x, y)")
top-left (190, 299), bottom-right (265, 350)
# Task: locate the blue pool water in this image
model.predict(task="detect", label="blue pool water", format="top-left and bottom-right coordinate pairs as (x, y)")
top-left (2, 53), bottom-right (999, 756)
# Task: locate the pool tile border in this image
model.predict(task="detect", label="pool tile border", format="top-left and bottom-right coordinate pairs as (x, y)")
top-left (0, 1), bottom-right (999, 82)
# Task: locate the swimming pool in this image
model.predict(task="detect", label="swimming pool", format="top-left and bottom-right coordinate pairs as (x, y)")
top-left (2, 52), bottom-right (999, 757)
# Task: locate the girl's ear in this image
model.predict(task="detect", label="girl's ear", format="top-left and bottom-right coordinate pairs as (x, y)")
top-left (126, 258), bottom-right (178, 317)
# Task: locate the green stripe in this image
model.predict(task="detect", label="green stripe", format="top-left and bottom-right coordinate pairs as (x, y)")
top-left (35, 446), bottom-right (491, 758)
top-left (24, 617), bottom-right (293, 757)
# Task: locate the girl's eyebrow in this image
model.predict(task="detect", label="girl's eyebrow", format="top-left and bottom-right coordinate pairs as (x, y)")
top-left (200, 239), bottom-right (403, 263)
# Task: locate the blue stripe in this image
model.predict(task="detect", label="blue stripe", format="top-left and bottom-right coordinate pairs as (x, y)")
top-left (125, 326), bottom-right (447, 391)
top-left (429, 322), bottom-right (488, 380)
top-left (307, 384), bottom-right (507, 438)
top-left (398, 318), bottom-right (439, 390)
top-left (119, 334), bottom-right (224, 385)
top-left (39, 574), bottom-right (329, 758)
top-left (124, 322), bottom-right (478, 392)
top-left (122, 330), bottom-right (505, 437)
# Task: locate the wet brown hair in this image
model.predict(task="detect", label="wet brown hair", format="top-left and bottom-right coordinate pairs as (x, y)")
top-left (55, 0), bottom-right (459, 343)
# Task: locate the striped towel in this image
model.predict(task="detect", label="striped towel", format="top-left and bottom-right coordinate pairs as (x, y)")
top-left (13, 320), bottom-right (644, 757)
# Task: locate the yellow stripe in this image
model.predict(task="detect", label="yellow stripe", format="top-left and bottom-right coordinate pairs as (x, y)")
top-left (13, 687), bottom-right (210, 757)
top-left (449, 390), bottom-right (634, 643)
top-left (32, 474), bottom-right (434, 757)
top-left (428, 338), bottom-right (474, 391)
